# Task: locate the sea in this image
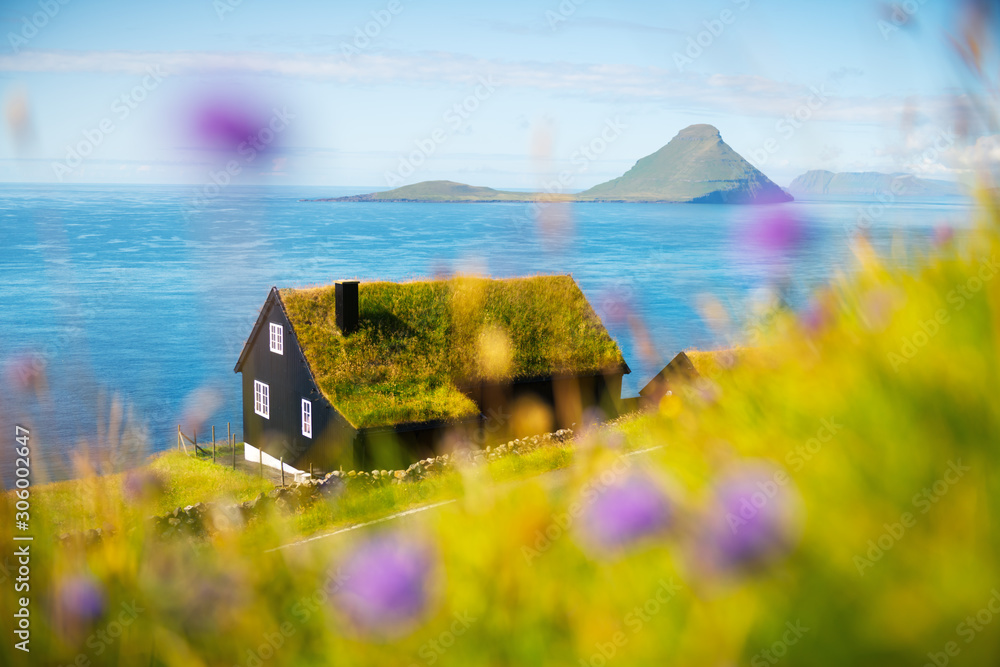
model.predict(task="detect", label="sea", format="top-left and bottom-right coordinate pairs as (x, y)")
top-left (0, 183), bottom-right (974, 484)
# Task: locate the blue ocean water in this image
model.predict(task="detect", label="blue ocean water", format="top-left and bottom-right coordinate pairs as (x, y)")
top-left (0, 183), bottom-right (973, 483)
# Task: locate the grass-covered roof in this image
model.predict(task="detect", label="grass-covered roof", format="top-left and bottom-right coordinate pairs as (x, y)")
top-left (279, 275), bottom-right (627, 429)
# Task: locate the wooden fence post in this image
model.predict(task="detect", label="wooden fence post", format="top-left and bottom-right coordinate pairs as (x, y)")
top-left (177, 425), bottom-right (180, 451)
top-left (232, 434), bottom-right (236, 470)
top-left (193, 428), bottom-right (197, 452)
top-left (280, 457), bottom-right (284, 487)
top-left (212, 425), bottom-right (216, 464)
top-left (310, 462), bottom-right (313, 479)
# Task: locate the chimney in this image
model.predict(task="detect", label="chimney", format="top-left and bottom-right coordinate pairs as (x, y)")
top-left (335, 281), bottom-right (359, 335)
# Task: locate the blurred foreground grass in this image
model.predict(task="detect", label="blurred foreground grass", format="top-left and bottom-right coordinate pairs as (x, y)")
top-left (4, 208), bottom-right (1000, 666)
top-left (24, 433), bottom-right (582, 540)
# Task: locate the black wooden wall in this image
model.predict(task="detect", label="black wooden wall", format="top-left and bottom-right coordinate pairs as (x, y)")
top-left (239, 290), bottom-right (356, 471)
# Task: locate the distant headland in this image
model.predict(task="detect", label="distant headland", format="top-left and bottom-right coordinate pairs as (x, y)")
top-left (304, 124), bottom-right (793, 205)
top-left (787, 170), bottom-right (966, 198)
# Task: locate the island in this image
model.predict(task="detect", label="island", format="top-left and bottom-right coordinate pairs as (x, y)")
top-left (304, 124), bottom-right (793, 205)
top-left (316, 181), bottom-right (546, 203)
top-left (787, 170), bottom-right (966, 198)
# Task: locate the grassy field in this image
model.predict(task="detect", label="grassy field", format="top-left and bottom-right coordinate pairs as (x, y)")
top-left (21, 429), bottom-right (587, 541)
top-left (6, 209), bottom-right (1000, 666)
top-left (27, 451), bottom-right (274, 533)
top-left (277, 440), bottom-right (581, 540)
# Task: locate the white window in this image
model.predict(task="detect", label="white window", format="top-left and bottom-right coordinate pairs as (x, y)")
top-left (254, 380), bottom-right (270, 419)
top-left (269, 323), bottom-right (283, 355)
top-left (301, 398), bottom-right (312, 438)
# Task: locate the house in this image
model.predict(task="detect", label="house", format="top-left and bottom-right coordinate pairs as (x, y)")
top-left (638, 351), bottom-right (698, 406)
top-left (639, 348), bottom-right (747, 406)
top-left (234, 276), bottom-right (630, 473)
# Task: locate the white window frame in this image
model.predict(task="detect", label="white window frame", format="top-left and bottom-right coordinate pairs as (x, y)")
top-left (254, 380), bottom-right (270, 419)
top-left (301, 398), bottom-right (312, 438)
top-left (269, 322), bottom-right (283, 355)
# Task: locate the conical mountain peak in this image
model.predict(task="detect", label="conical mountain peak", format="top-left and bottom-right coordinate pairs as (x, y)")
top-left (674, 124), bottom-right (722, 141)
top-left (316, 124), bottom-right (793, 204)
top-left (577, 125), bottom-right (791, 204)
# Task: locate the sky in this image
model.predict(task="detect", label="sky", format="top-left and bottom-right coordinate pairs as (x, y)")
top-left (0, 0), bottom-right (990, 189)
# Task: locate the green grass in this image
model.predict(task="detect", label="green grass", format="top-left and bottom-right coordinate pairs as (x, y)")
top-left (150, 450), bottom-right (274, 509)
top-left (281, 275), bottom-right (627, 428)
top-left (262, 429), bottom-right (655, 545)
top-left (27, 451), bottom-right (273, 533)
top-left (12, 209), bottom-right (1000, 666)
top-left (279, 475), bottom-right (465, 538)
top-left (18, 429), bottom-right (586, 540)
top-left (259, 441), bottom-right (580, 543)
top-left (484, 442), bottom-right (576, 484)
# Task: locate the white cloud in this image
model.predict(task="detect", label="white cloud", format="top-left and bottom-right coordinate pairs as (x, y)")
top-left (0, 48), bottom-right (953, 124)
top-left (870, 120), bottom-right (972, 175)
top-left (945, 134), bottom-right (1000, 169)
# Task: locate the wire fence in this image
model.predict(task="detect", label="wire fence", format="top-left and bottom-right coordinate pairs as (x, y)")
top-left (177, 423), bottom-right (293, 485)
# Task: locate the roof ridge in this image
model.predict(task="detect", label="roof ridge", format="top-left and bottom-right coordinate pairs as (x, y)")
top-left (277, 273), bottom-right (575, 292)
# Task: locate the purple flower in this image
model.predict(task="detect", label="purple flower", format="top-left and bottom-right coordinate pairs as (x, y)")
top-left (745, 209), bottom-right (807, 256)
top-left (702, 463), bottom-right (801, 571)
top-left (578, 406), bottom-right (609, 439)
top-left (934, 224), bottom-right (955, 247)
top-left (179, 86), bottom-right (286, 162)
top-left (192, 99), bottom-right (267, 152)
top-left (54, 576), bottom-right (106, 638)
top-left (799, 298), bottom-right (832, 335)
top-left (123, 468), bottom-right (165, 503)
top-left (694, 379), bottom-right (721, 405)
top-left (333, 532), bottom-right (436, 637)
top-left (861, 288), bottom-right (896, 332)
top-left (179, 385), bottom-right (223, 436)
top-left (578, 473), bottom-right (672, 554)
top-left (4, 352), bottom-right (46, 393)
top-left (59, 577), bottom-right (105, 620)
top-left (599, 287), bottom-right (635, 327)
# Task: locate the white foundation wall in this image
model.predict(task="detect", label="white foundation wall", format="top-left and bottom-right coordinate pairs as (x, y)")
top-left (243, 442), bottom-right (306, 477)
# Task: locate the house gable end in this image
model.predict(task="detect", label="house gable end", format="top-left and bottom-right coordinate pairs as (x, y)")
top-left (639, 351), bottom-right (697, 398)
top-left (235, 287), bottom-right (282, 374)
top-left (235, 287), bottom-right (342, 413)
